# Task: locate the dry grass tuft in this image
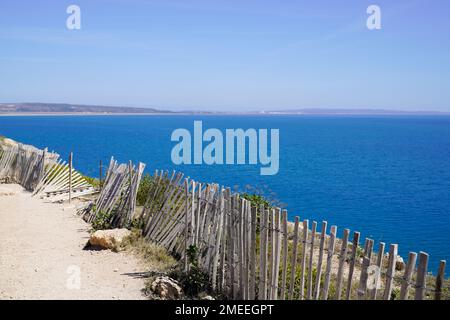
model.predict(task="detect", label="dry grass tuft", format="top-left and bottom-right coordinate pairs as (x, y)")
top-left (120, 228), bottom-right (178, 273)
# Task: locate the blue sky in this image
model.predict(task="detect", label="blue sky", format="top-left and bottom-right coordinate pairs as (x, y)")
top-left (0, 0), bottom-right (449, 111)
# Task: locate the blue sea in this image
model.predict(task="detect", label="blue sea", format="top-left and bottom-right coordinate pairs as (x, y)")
top-left (1, 115), bottom-right (449, 271)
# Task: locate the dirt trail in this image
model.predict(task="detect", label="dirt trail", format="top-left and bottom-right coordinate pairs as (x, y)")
top-left (0, 184), bottom-right (146, 300)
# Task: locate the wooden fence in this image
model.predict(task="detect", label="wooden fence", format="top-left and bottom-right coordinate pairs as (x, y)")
top-left (82, 157), bottom-right (145, 228)
top-left (0, 143), bottom-right (95, 202)
top-left (138, 169), bottom-right (447, 300)
top-left (0, 143), bottom-right (49, 190)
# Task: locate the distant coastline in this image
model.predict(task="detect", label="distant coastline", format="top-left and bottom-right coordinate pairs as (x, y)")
top-left (1, 102), bottom-right (449, 116)
top-left (0, 112), bottom-right (191, 117)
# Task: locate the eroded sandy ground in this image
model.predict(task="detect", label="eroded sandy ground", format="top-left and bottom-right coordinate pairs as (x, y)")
top-left (0, 184), bottom-right (146, 300)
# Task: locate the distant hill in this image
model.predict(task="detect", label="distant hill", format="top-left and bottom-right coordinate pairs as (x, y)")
top-left (0, 103), bottom-right (173, 114)
top-left (264, 108), bottom-right (450, 115)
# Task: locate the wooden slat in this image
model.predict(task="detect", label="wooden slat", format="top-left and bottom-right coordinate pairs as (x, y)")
top-left (280, 210), bottom-right (288, 300)
top-left (267, 209), bottom-right (275, 299)
top-left (272, 208), bottom-right (282, 300)
top-left (345, 231), bottom-right (360, 300)
top-left (211, 190), bottom-right (225, 291)
top-left (258, 207), bottom-right (268, 300)
top-left (383, 244), bottom-right (398, 300)
top-left (288, 217), bottom-right (299, 300)
top-left (435, 260), bottom-right (446, 300)
top-left (414, 251), bottom-right (429, 300)
top-left (357, 257), bottom-right (371, 300)
top-left (400, 252), bottom-right (417, 300)
top-left (369, 242), bottom-right (385, 300)
top-left (249, 205), bottom-right (257, 300)
top-left (322, 225), bottom-right (337, 300)
top-left (299, 219), bottom-right (309, 300)
top-left (335, 228), bottom-right (350, 300)
top-left (184, 178), bottom-right (190, 271)
top-left (306, 221), bottom-right (317, 300)
top-left (313, 221), bottom-right (327, 299)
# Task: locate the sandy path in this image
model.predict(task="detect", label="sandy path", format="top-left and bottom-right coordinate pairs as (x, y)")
top-left (0, 184), bottom-right (146, 300)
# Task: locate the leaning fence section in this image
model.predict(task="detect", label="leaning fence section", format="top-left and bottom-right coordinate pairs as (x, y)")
top-left (82, 157), bottom-right (145, 229)
top-left (0, 142), bottom-right (96, 201)
top-left (140, 170), bottom-right (447, 301)
top-left (0, 143), bottom-right (49, 190)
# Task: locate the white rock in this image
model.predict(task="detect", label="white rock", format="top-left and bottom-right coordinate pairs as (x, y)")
top-left (89, 228), bottom-right (131, 250)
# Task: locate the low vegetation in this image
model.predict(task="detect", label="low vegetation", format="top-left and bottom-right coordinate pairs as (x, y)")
top-left (90, 206), bottom-right (114, 231)
top-left (136, 174), bottom-right (154, 206)
top-left (120, 228), bottom-right (177, 273)
top-left (82, 175), bottom-right (101, 189)
top-left (177, 245), bottom-right (211, 296)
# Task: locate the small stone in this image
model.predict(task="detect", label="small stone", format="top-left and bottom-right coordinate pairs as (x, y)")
top-left (150, 276), bottom-right (183, 299)
top-left (113, 269), bottom-right (119, 272)
top-left (395, 256), bottom-right (406, 271)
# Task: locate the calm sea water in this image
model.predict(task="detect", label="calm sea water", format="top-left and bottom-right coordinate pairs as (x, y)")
top-left (1, 115), bottom-right (449, 271)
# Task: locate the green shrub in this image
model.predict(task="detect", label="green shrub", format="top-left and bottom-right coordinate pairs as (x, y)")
top-left (239, 184), bottom-right (286, 209)
top-left (91, 207), bottom-right (114, 231)
top-left (137, 174), bottom-right (154, 206)
top-left (391, 287), bottom-right (400, 300)
top-left (241, 193), bottom-right (272, 209)
top-left (178, 245), bottom-right (210, 296)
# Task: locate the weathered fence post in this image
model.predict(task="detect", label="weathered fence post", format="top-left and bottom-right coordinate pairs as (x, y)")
top-left (346, 231), bottom-right (360, 300)
top-left (249, 205), bottom-right (257, 299)
top-left (184, 178), bottom-right (189, 272)
top-left (313, 221), bottom-right (327, 299)
top-left (288, 216), bottom-right (299, 299)
top-left (335, 228), bottom-right (350, 300)
top-left (369, 242), bottom-right (385, 300)
top-left (258, 207), bottom-right (268, 300)
top-left (299, 219), bottom-right (309, 300)
top-left (322, 225), bottom-right (337, 300)
top-left (272, 208), bottom-right (282, 300)
top-left (306, 221), bottom-right (317, 300)
top-left (414, 251), bottom-right (429, 300)
top-left (357, 256), bottom-right (371, 300)
top-left (435, 260), bottom-right (446, 300)
top-left (383, 244), bottom-right (398, 300)
top-left (400, 252), bottom-right (417, 300)
top-left (280, 209), bottom-right (289, 300)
